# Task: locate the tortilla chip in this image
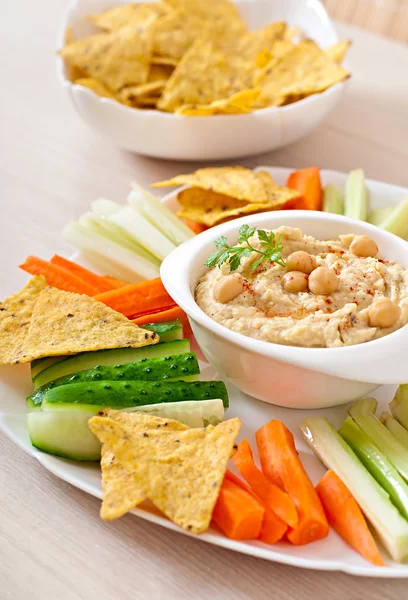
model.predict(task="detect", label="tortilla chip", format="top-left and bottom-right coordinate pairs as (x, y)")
top-left (75, 78), bottom-right (116, 100)
top-left (176, 89), bottom-right (260, 116)
top-left (89, 3), bottom-right (168, 32)
top-left (118, 80), bottom-right (167, 105)
top-left (89, 414), bottom-right (241, 533)
top-left (148, 63), bottom-right (174, 82)
top-left (0, 277), bottom-right (47, 365)
top-left (152, 166), bottom-right (269, 203)
top-left (166, 0), bottom-right (247, 37)
top-left (158, 21), bottom-right (285, 113)
top-left (150, 55), bottom-right (179, 66)
top-left (325, 39), bottom-right (351, 63)
top-left (60, 26), bottom-right (153, 91)
top-left (284, 26), bottom-right (301, 41)
top-left (98, 409), bottom-right (187, 521)
top-left (256, 40), bottom-right (350, 107)
top-left (15, 287), bottom-right (158, 364)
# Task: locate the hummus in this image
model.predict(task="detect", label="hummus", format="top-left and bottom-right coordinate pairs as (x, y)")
top-left (195, 226), bottom-right (408, 348)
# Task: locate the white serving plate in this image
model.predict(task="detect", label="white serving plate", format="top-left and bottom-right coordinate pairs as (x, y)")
top-left (57, 0), bottom-right (347, 160)
top-left (1, 167), bottom-right (408, 577)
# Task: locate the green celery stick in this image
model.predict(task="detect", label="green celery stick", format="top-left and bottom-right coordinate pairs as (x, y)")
top-left (378, 197), bottom-right (408, 239)
top-left (344, 169), bottom-right (369, 221)
top-left (380, 412), bottom-right (408, 450)
top-left (368, 206), bottom-right (394, 227)
top-left (390, 385), bottom-right (408, 430)
top-left (323, 184), bottom-right (344, 215)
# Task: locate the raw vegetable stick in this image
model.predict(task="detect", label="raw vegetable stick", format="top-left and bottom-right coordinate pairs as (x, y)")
top-left (184, 219), bottom-right (208, 235)
top-left (19, 256), bottom-right (99, 296)
top-left (322, 184), bottom-right (344, 215)
top-left (212, 478), bottom-right (265, 540)
top-left (103, 275), bottom-right (130, 289)
top-left (95, 278), bottom-right (176, 318)
top-left (224, 471), bottom-right (287, 544)
top-left (232, 439), bottom-right (298, 527)
top-left (256, 420), bottom-right (329, 545)
top-left (316, 470), bottom-right (384, 566)
top-left (380, 412), bottom-right (408, 449)
top-left (133, 306), bottom-right (193, 338)
top-left (285, 167), bottom-right (322, 211)
top-left (50, 255), bottom-right (114, 293)
top-left (344, 168), bottom-right (369, 221)
top-left (378, 197), bottom-right (408, 239)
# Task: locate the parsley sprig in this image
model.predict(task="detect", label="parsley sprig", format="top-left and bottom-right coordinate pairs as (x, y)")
top-left (205, 225), bottom-right (286, 272)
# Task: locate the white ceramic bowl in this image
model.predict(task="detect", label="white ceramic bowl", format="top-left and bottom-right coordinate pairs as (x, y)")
top-left (161, 211), bottom-right (408, 409)
top-left (57, 0), bottom-right (347, 161)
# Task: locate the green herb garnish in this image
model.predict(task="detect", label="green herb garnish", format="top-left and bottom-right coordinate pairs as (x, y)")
top-left (205, 224), bottom-right (285, 272)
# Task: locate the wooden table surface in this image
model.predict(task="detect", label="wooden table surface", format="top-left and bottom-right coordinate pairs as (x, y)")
top-left (1, 1), bottom-right (408, 598)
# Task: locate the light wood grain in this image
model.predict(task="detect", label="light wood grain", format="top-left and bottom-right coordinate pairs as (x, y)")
top-left (1, 1), bottom-right (408, 598)
top-left (323, 0), bottom-right (408, 42)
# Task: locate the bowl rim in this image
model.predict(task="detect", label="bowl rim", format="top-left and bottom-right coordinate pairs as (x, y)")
top-left (160, 210), bottom-right (408, 385)
top-left (56, 0), bottom-right (347, 121)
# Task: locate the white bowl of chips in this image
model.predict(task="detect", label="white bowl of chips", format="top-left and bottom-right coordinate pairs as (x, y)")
top-left (57, 0), bottom-right (350, 161)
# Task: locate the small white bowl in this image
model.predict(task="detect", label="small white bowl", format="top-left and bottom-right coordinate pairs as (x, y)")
top-left (57, 0), bottom-right (347, 161)
top-left (161, 211), bottom-right (408, 410)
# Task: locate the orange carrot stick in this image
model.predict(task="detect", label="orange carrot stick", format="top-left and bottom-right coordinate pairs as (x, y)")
top-left (19, 256), bottom-right (99, 296)
top-left (225, 471), bottom-right (287, 544)
top-left (232, 439), bottom-right (298, 528)
top-left (103, 275), bottom-right (130, 289)
top-left (212, 478), bottom-right (264, 540)
top-left (132, 306), bottom-right (193, 338)
top-left (316, 470), bottom-right (384, 566)
top-left (95, 278), bottom-right (176, 318)
top-left (285, 167), bottom-right (322, 211)
top-left (183, 219), bottom-right (208, 235)
top-left (256, 420), bottom-right (329, 545)
top-left (50, 255), bottom-right (114, 293)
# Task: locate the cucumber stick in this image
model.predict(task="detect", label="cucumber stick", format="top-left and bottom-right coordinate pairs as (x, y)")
top-left (142, 320), bottom-right (183, 342)
top-left (302, 417), bottom-right (408, 562)
top-left (28, 353), bottom-right (200, 407)
top-left (27, 399), bottom-right (224, 461)
top-left (344, 169), bottom-right (369, 221)
top-left (31, 356), bottom-right (65, 379)
top-left (41, 380), bottom-right (229, 410)
top-left (339, 417), bottom-right (408, 520)
top-left (33, 339), bottom-right (191, 388)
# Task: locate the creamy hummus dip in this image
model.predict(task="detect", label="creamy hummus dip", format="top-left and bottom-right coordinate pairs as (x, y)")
top-left (196, 226), bottom-right (408, 348)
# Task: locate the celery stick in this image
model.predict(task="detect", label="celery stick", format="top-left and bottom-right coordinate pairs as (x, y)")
top-left (339, 417), bottom-right (408, 520)
top-left (301, 417), bottom-right (408, 562)
top-left (380, 412), bottom-right (408, 450)
top-left (323, 184), bottom-right (344, 215)
top-left (390, 385), bottom-right (408, 430)
top-left (109, 206), bottom-right (176, 262)
top-left (64, 222), bottom-right (160, 282)
top-left (344, 169), bottom-right (369, 221)
top-left (91, 198), bottom-right (122, 217)
top-left (128, 183), bottom-right (194, 246)
top-left (349, 398), bottom-right (408, 482)
top-left (368, 206), bottom-right (394, 227)
top-left (378, 197), bottom-right (408, 239)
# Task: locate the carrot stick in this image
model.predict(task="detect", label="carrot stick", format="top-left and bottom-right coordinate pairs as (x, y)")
top-left (103, 275), bottom-right (130, 289)
top-left (95, 278), bottom-right (176, 318)
top-left (19, 256), bottom-right (99, 296)
top-left (285, 167), bottom-right (322, 211)
top-left (212, 478), bottom-right (264, 540)
top-left (132, 306), bottom-right (193, 338)
top-left (316, 470), bottom-right (384, 566)
top-left (232, 439), bottom-right (298, 528)
top-left (50, 255), bottom-right (114, 293)
top-left (256, 420), bottom-right (329, 545)
top-left (183, 219), bottom-right (208, 235)
top-left (225, 471), bottom-right (288, 544)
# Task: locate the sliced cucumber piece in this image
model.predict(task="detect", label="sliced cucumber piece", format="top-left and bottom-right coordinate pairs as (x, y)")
top-left (33, 339), bottom-right (191, 388)
top-left (29, 353), bottom-right (200, 407)
top-left (123, 398), bottom-right (225, 428)
top-left (31, 356), bottom-right (65, 379)
top-left (41, 379), bottom-right (228, 411)
top-left (142, 320), bottom-right (183, 342)
top-left (27, 409), bottom-right (100, 461)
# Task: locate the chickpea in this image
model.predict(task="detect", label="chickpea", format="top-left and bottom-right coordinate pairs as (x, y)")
top-left (214, 273), bottom-right (245, 304)
top-left (368, 297), bottom-right (401, 328)
top-left (308, 267), bottom-right (339, 295)
top-left (286, 251), bottom-right (316, 274)
top-left (350, 235), bottom-right (378, 258)
top-left (282, 271), bottom-right (308, 293)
